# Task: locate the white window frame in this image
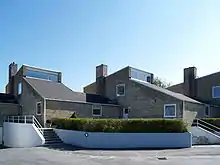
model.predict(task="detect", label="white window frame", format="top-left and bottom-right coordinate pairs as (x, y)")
top-left (204, 105), bottom-right (210, 117)
top-left (92, 104), bottom-right (102, 117)
top-left (18, 82), bottom-right (22, 95)
top-left (164, 104), bottom-right (176, 118)
top-left (36, 102), bottom-right (42, 115)
top-left (116, 84), bottom-right (125, 97)
top-left (212, 86), bottom-right (220, 98)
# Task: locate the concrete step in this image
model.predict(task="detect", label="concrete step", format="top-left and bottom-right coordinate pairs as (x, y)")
top-left (45, 137), bottom-right (61, 141)
top-left (42, 128), bottom-right (63, 145)
top-left (45, 141), bottom-right (63, 144)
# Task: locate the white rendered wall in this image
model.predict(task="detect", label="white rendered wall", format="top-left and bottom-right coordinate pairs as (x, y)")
top-left (3, 122), bottom-right (45, 148)
top-left (191, 126), bottom-right (220, 145)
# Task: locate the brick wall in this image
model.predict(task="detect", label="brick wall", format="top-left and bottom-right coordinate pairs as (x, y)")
top-left (46, 100), bottom-right (121, 120)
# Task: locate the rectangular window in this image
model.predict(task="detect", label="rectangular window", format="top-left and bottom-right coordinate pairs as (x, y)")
top-left (116, 84), bottom-right (125, 96)
top-left (147, 76), bottom-right (151, 83)
top-left (212, 86), bottom-right (220, 98)
top-left (18, 82), bottom-right (22, 95)
top-left (26, 69), bottom-right (59, 82)
top-left (129, 67), bottom-right (153, 83)
top-left (164, 104), bottom-right (176, 117)
top-left (205, 105), bottom-right (210, 117)
top-left (92, 104), bottom-right (102, 116)
top-left (36, 102), bottom-right (42, 115)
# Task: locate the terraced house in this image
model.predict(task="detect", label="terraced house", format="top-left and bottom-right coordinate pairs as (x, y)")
top-left (1, 62), bottom-right (219, 128)
top-left (167, 67), bottom-right (220, 117)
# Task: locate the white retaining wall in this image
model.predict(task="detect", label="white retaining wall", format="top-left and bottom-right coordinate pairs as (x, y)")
top-left (55, 129), bottom-right (192, 149)
top-left (191, 126), bottom-right (220, 145)
top-left (3, 122), bottom-right (45, 148)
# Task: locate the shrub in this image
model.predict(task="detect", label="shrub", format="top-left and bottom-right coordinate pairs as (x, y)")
top-left (202, 118), bottom-right (220, 128)
top-left (52, 118), bottom-right (188, 133)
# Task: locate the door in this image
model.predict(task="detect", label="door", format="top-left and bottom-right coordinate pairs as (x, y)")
top-left (36, 101), bottom-right (43, 125)
top-left (123, 108), bottom-right (129, 119)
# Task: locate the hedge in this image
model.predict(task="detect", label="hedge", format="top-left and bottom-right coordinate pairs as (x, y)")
top-left (52, 118), bottom-right (188, 133)
top-left (202, 118), bottom-right (220, 128)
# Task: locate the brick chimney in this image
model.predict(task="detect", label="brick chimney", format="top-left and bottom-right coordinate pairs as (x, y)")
top-left (8, 62), bottom-right (18, 95)
top-left (96, 64), bottom-right (108, 96)
top-left (184, 67), bottom-right (197, 98)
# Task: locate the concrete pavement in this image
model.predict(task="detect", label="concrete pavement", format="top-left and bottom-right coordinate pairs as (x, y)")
top-left (0, 145), bottom-right (220, 165)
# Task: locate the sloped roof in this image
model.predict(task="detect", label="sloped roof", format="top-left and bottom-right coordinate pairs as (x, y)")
top-left (24, 77), bottom-right (86, 102)
top-left (131, 78), bottom-right (202, 104)
top-left (24, 77), bottom-right (119, 105)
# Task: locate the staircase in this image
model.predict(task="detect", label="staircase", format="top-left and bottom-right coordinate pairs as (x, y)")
top-left (5, 115), bottom-right (63, 145)
top-left (191, 118), bottom-right (220, 145)
top-left (43, 129), bottom-right (63, 145)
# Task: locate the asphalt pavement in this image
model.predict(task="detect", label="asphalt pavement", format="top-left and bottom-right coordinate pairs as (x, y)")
top-left (0, 145), bottom-right (220, 165)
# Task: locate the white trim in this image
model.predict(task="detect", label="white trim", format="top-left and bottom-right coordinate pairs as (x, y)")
top-left (23, 64), bottom-right (60, 75)
top-left (164, 104), bottom-right (176, 118)
top-left (92, 104), bottom-right (102, 117)
top-left (116, 84), bottom-right (125, 97)
top-left (204, 105), bottom-right (210, 117)
top-left (36, 102), bottom-right (42, 115)
top-left (25, 76), bottom-right (53, 82)
top-left (43, 99), bottom-right (46, 127)
top-left (212, 86), bottom-right (220, 99)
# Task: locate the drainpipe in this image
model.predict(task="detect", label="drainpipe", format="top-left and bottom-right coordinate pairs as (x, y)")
top-left (44, 99), bottom-right (46, 128)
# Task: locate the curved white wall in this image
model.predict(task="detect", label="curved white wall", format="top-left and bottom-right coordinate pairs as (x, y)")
top-left (55, 129), bottom-right (192, 149)
top-left (3, 122), bottom-right (45, 148)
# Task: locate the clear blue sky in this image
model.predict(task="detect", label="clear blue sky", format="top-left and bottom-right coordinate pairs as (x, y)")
top-left (0, 0), bottom-right (220, 92)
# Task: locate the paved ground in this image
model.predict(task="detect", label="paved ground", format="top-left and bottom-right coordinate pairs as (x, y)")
top-left (0, 145), bottom-right (220, 165)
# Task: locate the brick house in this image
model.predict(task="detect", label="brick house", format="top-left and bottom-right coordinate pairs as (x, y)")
top-left (1, 62), bottom-right (214, 127)
top-left (4, 63), bottom-right (121, 127)
top-left (84, 64), bottom-right (211, 124)
top-left (167, 67), bottom-right (220, 117)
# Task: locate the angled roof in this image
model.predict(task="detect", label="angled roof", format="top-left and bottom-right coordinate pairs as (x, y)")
top-left (24, 77), bottom-right (86, 102)
top-left (86, 93), bottom-right (118, 105)
top-left (24, 77), bottom-right (118, 105)
top-left (130, 78), bottom-right (202, 104)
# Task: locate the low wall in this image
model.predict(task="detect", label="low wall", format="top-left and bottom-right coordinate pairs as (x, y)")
top-left (191, 126), bottom-right (220, 145)
top-left (55, 129), bottom-right (192, 149)
top-left (3, 122), bottom-right (45, 148)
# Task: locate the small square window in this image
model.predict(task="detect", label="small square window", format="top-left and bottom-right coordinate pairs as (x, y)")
top-left (92, 105), bottom-right (102, 116)
top-left (18, 82), bottom-right (22, 95)
top-left (164, 104), bottom-right (176, 117)
top-left (36, 102), bottom-right (42, 115)
top-left (116, 84), bottom-right (125, 96)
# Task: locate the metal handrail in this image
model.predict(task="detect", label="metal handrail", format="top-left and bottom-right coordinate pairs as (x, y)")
top-left (197, 119), bottom-right (220, 131)
top-left (194, 118), bottom-right (220, 134)
top-left (197, 123), bottom-right (219, 133)
top-left (33, 116), bottom-right (43, 129)
top-left (5, 115), bottom-right (44, 135)
top-left (32, 116), bottom-right (43, 135)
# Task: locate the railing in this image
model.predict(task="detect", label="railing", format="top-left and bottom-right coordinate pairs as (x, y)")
top-left (32, 116), bottom-right (44, 135)
top-left (193, 118), bottom-right (220, 136)
top-left (4, 115), bottom-right (44, 135)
